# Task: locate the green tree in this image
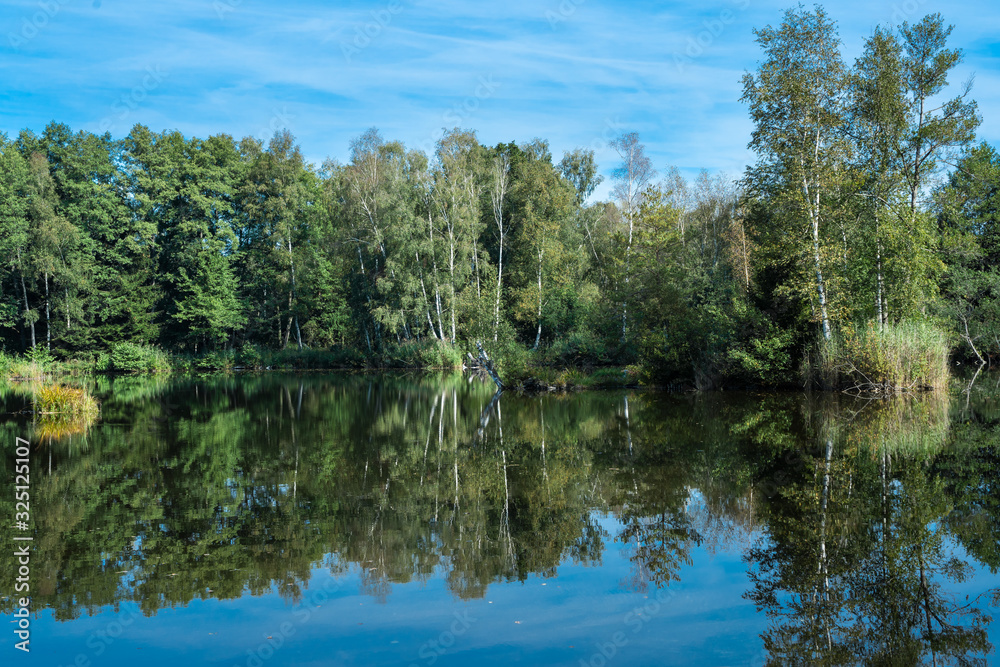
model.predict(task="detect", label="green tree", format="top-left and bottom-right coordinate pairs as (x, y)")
top-left (936, 142), bottom-right (1000, 362)
top-left (129, 129), bottom-right (245, 351)
top-left (742, 5), bottom-right (848, 340)
top-left (0, 135), bottom-right (33, 347)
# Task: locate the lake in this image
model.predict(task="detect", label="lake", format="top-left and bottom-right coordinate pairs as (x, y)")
top-left (2, 373), bottom-right (1000, 666)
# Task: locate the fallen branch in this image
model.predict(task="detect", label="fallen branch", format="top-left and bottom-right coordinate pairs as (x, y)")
top-left (474, 341), bottom-right (504, 391)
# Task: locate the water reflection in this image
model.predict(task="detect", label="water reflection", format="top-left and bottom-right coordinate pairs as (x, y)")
top-left (1, 374), bottom-right (998, 664)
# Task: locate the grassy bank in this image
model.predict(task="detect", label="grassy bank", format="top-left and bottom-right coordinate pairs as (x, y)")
top-left (0, 320), bottom-right (957, 395)
top-left (0, 350), bottom-right (50, 381)
top-left (812, 320), bottom-right (951, 392)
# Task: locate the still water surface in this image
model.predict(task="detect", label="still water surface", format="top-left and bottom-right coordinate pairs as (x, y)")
top-left (1, 373), bottom-right (999, 666)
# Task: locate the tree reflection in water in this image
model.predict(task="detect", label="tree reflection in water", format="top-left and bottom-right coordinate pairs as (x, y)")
top-left (0, 374), bottom-right (997, 664)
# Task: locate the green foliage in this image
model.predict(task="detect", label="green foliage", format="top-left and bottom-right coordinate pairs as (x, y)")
top-left (103, 342), bottom-right (171, 374)
top-left (0, 348), bottom-right (53, 381)
top-left (0, 12), bottom-right (988, 387)
top-left (237, 343), bottom-right (264, 370)
top-left (817, 320), bottom-right (951, 391)
top-left (543, 329), bottom-right (612, 366)
top-left (265, 347), bottom-right (366, 370)
top-left (727, 320), bottom-right (794, 387)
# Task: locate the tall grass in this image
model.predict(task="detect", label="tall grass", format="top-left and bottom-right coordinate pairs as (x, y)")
top-left (34, 384), bottom-right (100, 418)
top-left (817, 320), bottom-right (950, 392)
top-left (0, 349), bottom-right (53, 381)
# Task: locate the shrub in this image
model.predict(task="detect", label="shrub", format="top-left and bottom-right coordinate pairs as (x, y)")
top-left (417, 341), bottom-right (464, 369)
top-left (817, 320), bottom-right (951, 392)
top-left (489, 340), bottom-right (533, 383)
top-left (237, 344), bottom-right (263, 370)
top-left (194, 349), bottom-right (236, 372)
top-left (105, 343), bottom-right (171, 374)
top-left (545, 329), bottom-right (612, 365)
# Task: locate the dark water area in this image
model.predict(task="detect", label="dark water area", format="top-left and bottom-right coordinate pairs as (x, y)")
top-left (1, 373), bottom-right (999, 666)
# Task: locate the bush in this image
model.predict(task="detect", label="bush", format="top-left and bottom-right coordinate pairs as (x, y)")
top-left (489, 340), bottom-right (533, 383)
top-left (817, 320), bottom-right (951, 392)
top-left (416, 341), bottom-right (464, 369)
top-left (104, 342), bottom-right (171, 374)
top-left (193, 349), bottom-right (236, 372)
top-left (367, 341), bottom-right (464, 370)
top-left (237, 344), bottom-right (263, 370)
top-left (544, 329), bottom-right (612, 365)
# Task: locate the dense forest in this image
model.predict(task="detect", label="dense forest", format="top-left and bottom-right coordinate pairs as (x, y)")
top-left (1, 7), bottom-right (997, 388)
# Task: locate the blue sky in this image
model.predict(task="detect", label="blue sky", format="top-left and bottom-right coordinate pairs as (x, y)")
top-left (2, 0), bottom-right (999, 200)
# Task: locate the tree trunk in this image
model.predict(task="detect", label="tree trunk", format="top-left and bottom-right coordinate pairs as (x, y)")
top-left (416, 251), bottom-right (438, 341)
top-left (287, 238), bottom-right (302, 350)
top-left (803, 155), bottom-right (832, 340)
top-left (45, 272), bottom-right (50, 351)
top-left (448, 224), bottom-right (457, 343)
top-left (533, 245), bottom-right (543, 350)
top-left (473, 238), bottom-right (482, 299)
top-left (19, 260), bottom-right (36, 350)
top-left (491, 156), bottom-right (509, 343)
top-left (428, 212), bottom-right (447, 342)
top-left (876, 231), bottom-right (885, 330)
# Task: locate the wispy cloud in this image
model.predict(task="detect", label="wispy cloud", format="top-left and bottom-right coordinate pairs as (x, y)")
top-left (2, 0), bottom-right (998, 200)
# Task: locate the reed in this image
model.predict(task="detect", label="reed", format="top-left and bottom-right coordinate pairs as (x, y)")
top-left (817, 320), bottom-right (951, 392)
top-left (34, 384), bottom-right (100, 418)
top-left (0, 351), bottom-right (51, 381)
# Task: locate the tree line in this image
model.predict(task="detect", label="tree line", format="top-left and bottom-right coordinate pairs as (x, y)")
top-left (1, 6), bottom-right (997, 387)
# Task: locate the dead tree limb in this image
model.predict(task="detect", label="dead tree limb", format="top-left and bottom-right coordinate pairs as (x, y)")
top-left (476, 340), bottom-right (504, 391)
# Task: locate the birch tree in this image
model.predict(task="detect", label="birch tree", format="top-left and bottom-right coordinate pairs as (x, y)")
top-left (741, 5), bottom-right (847, 340)
top-left (489, 152), bottom-right (511, 342)
top-left (850, 27), bottom-right (909, 327)
top-left (609, 132), bottom-right (654, 344)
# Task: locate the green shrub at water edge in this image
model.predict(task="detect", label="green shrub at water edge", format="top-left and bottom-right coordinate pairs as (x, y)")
top-left (237, 344), bottom-right (263, 369)
top-left (103, 343), bottom-right (171, 374)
